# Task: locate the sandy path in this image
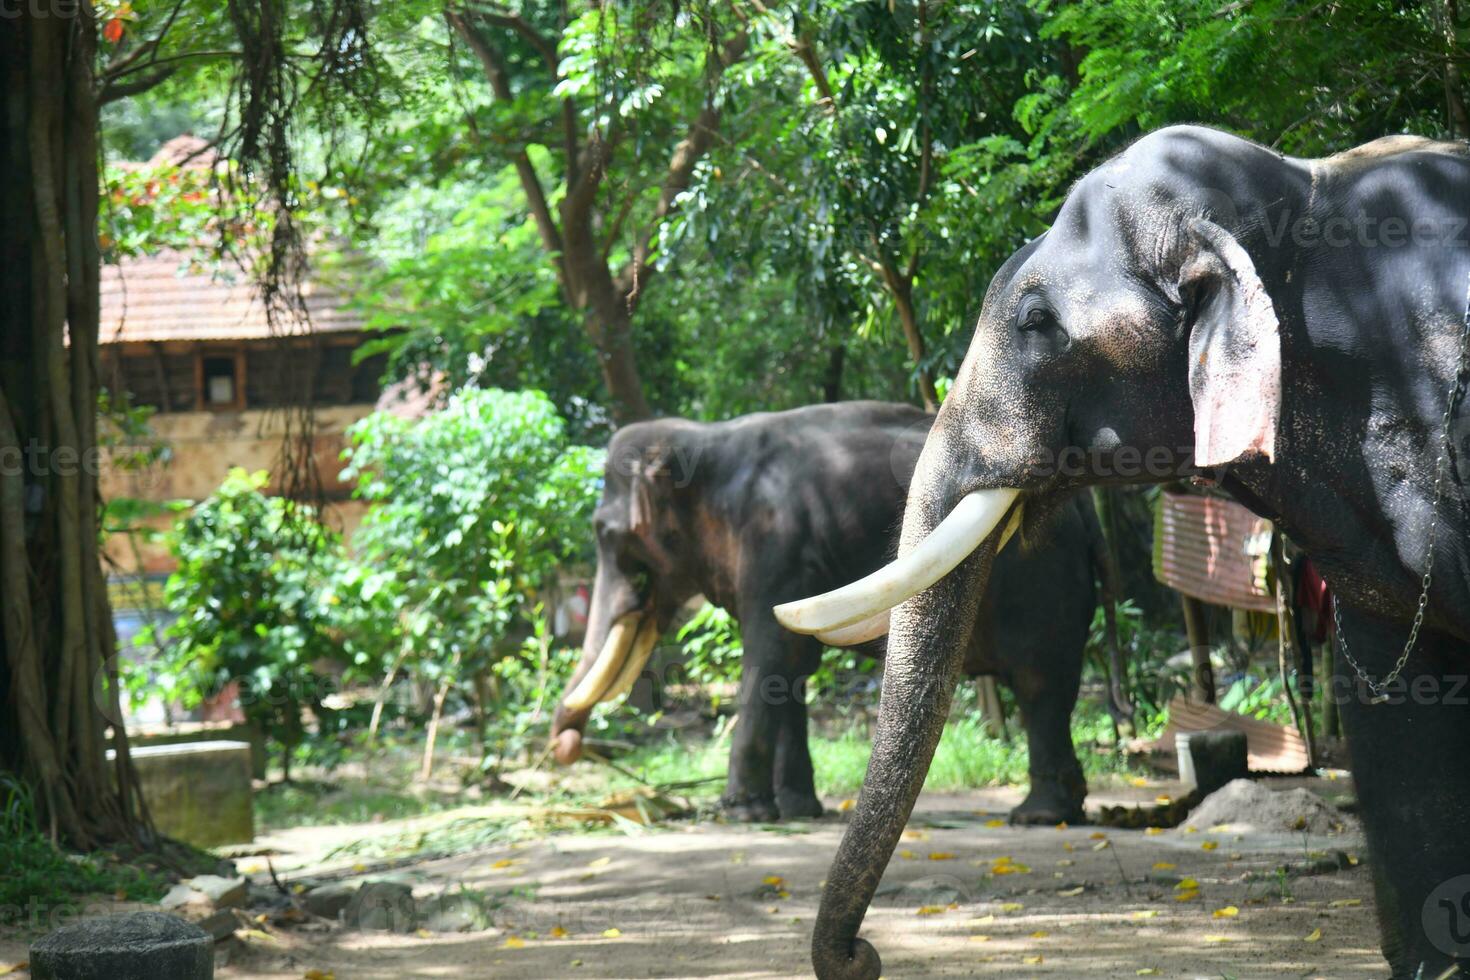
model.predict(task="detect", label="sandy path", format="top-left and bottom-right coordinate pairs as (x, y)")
top-left (194, 782), bottom-right (1382, 980)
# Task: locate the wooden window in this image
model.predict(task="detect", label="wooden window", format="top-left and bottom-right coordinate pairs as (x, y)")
top-left (195, 349), bottom-right (247, 411)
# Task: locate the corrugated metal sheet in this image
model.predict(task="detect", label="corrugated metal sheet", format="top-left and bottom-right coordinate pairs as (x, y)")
top-left (1158, 696), bottom-right (1311, 774)
top-left (1153, 491), bottom-right (1276, 612)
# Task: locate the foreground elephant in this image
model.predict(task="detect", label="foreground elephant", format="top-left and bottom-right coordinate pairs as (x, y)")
top-left (779, 126), bottom-right (1470, 979)
top-left (550, 401), bottom-right (1127, 824)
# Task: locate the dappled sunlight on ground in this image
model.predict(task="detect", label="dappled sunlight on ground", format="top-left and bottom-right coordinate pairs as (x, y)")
top-left (190, 782), bottom-right (1381, 979)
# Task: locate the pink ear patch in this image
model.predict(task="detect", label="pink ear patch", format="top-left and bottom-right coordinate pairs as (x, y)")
top-left (1185, 219), bottom-right (1282, 467)
top-left (627, 460), bottom-right (654, 533)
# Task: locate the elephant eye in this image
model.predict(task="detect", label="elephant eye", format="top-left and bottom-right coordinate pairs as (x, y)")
top-left (1017, 304), bottom-right (1057, 333)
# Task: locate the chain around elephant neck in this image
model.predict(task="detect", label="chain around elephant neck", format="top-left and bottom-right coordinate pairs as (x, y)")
top-left (1332, 269), bottom-right (1470, 703)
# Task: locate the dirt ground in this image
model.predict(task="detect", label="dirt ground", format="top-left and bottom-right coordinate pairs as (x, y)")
top-left (1, 778), bottom-right (1385, 980)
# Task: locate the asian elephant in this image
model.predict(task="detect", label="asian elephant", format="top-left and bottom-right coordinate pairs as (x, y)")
top-left (778, 126), bottom-right (1470, 979)
top-left (549, 401), bottom-right (1129, 824)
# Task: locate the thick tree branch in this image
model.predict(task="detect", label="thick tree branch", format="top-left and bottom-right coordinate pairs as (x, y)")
top-left (600, 186), bottom-right (639, 263)
top-left (470, 5), bottom-right (581, 180)
top-left (99, 68), bottom-right (177, 105)
top-left (564, 129), bottom-right (613, 223)
top-left (474, 7), bottom-right (559, 68)
top-left (98, 0), bottom-right (188, 84)
top-left (746, 0), bottom-right (834, 107)
top-left (446, 9), bottom-right (566, 272)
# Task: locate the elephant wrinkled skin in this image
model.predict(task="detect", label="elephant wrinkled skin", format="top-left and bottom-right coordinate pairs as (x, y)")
top-left (550, 401), bottom-right (1126, 826)
top-left (804, 127), bottom-right (1470, 980)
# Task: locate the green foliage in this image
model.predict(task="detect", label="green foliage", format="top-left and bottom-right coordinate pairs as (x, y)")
top-left (342, 388), bottom-right (602, 765)
top-left (99, 160), bottom-right (218, 261)
top-left (0, 775), bottom-right (162, 919)
top-left (1218, 675), bottom-right (1297, 727)
top-left (145, 470), bottom-right (361, 772)
top-left (674, 604), bottom-right (744, 690)
top-left (1042, 0), bottom-right (1456, 155)
top-left (1087, 599), bottom-right (1191, 736)
top-left (347, 172), bottom-right (606, 436)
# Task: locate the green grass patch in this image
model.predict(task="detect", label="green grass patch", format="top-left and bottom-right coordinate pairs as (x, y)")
top-left (0, 776), bottom-right (164, 921)
top-left (254, 780), bottom-right (461, 831)
top-left (610, 711), bottom-right (1132, 799)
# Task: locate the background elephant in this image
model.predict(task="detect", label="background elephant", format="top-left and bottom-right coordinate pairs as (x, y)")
top-left (783, 126), bottom-right (1470, 980)
top-left (550, 401), bottom-right (1128, 824)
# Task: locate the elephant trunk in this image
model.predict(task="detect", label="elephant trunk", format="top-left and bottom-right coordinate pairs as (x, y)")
top-left (811, 490), bottom-right (999, 980)
top-left (551, 561), bottom-right (644, 763)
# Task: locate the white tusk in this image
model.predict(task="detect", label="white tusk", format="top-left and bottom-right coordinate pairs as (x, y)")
top-left (602, 615), bottom-right (661, 704)
top-left (561, 613), bottom-right (641, 712)
top-left (773, 488), bottom-right (1021, 635)
top-left (814, 609), bottom-right (891, 647)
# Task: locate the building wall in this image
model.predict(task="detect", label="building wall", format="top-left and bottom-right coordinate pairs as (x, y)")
top-left (100, 338), bottom-right (388, 413)
top-left (102, 405), bottom-right (376, 576)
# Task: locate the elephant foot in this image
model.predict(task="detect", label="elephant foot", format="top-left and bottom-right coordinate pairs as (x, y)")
top-left (720, 793), bottom-right (780, 823)
top-left (777, 789), bottom-right (825, 820)
top-left (1009, 775), bottom-right (1086, 826)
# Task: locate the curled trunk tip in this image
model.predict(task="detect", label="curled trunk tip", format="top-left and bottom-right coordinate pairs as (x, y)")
top-left (812, 935), bottom-right (881, 980)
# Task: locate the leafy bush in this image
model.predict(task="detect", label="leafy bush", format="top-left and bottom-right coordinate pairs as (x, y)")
top-left (143, 469), bottom-right (362, 778)
top-left (341, 388), bottom-right (602, 774)
top-left (675, 604), bottom-right (744, 691)
top-left (1086, 599), bottom-right (1191, 737)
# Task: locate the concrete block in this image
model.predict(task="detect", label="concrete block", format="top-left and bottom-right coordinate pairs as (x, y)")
top-left (1176, 730), bottom-right (1249, 797)
top-left (110, 742), bottom-right (253, 847)
top-left (127, 724), bottom-right (267, 780)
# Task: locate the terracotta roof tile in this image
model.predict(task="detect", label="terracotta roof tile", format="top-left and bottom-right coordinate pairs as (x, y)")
top-left (100, 249), bottom-right (364, 344)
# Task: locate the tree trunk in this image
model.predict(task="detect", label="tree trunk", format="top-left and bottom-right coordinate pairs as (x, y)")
top-left (1446, 0), bottom-right (1470, 138)
top-left (0, 6), bottom-right (144, 848)
top-left (562, 200), bottom-right (655, 423)
top-left (822, 344), bottom-right (846, 403)
top-left (585, 306), bottom-right (653, 423)
top-left (1180, 595), bottom-right (1216, 703)
top-left (885, 271), bottom-right (939, 412)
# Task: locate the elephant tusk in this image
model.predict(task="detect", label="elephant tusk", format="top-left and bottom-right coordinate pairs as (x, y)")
top-left (561, 613), bottom-right (642, 712)
top-left (773, 488), bottom-right (1021, 635)
top-left (813, 609), bottom-right (891, 647)
top-left (601, 615), bottom-right (662, 704)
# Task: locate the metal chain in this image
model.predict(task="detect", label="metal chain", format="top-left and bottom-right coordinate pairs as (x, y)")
top-left (1332, 268), bottom-right (1470, 703)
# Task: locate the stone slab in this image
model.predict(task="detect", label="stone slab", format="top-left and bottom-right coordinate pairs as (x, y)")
top-left (109, 742), bottom-right (253, 848)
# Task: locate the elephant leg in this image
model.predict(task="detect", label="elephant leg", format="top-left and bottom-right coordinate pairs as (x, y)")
top-left (1007, 665), bottom-right (1087, 826)
top-left (721, 611), bottom-right (810, 822)
top-left (773, 638), bottom-right (824, 820)
top-left (1335, 612), bottom-right (1470, 978)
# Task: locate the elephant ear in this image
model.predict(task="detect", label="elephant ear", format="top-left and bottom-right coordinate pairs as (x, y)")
top-left (1180, 217), bottom-right (1282, 467)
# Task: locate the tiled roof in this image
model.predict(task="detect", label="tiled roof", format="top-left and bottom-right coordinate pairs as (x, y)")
top-left (100, 250), bottom-right (365, 344)
top-left (100, 133), bottom-right (366, 345)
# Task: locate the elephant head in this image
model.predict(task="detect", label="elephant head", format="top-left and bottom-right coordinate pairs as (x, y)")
top-left (551, 423), bottom-right (702, 763)
top-left (776, 126), bottom-right (1303, 979)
